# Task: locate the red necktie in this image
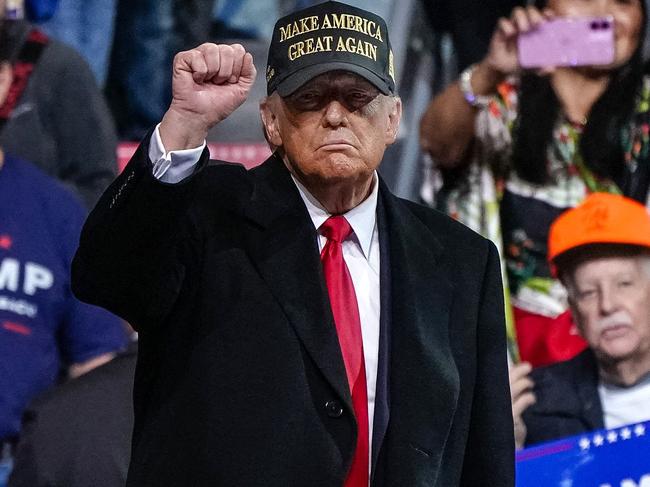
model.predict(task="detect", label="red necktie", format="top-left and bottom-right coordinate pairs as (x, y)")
top-left (320, 216), bottom-right (369, 487)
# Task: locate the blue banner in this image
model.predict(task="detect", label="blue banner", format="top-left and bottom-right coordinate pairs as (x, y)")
top-left (516, 421), bottom-right (650, 486)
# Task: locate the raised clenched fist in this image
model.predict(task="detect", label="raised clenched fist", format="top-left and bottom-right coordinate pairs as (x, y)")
top-left (160, 43), bottom-right (257, 151)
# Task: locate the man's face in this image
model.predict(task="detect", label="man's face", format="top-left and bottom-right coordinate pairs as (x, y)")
top-left (260, 71), bottom-right (401, 190)
top-left (569, 255), bottom-right (650, 364)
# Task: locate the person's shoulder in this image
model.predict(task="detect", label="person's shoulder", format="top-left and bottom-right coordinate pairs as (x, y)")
top-left (13, 155), bottom-right (84, 202)
top-left (13, 349), bottom-right (137, 481)
top-left (5, 154), bottom-right (77, 198)
top-left (195, 153), bottom-right (296, 210)
top-left (531, 349), bottom-right (597, 391)
top-left (192, 159), bottom-right (254, 209)
top-left (205, 158), bottom-right (251, 179)
top-left (5, 154), bottom-right (86, 220)
top-left (39, 33), bottom-right (88, 68)
top-left (387, 195), bottom-right (501, 279)
top-left (397, 196), bottom-right (490, 248)
top-left (27, 347), bottom-right (137, 414)
top-left (523, 350), bottom-right (598, 444)
top-left (31, 29), bottom-right (97, 85)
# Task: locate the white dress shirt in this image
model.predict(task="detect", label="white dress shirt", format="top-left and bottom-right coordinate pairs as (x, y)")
top-left (148, 126), bottom-right (207, 184)
top-left (149, 127), bottom-right (382, 472)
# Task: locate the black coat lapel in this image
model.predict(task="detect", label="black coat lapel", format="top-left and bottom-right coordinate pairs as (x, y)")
top-left (371, 195), bottom-right (391, 476)
top-left (243, 155), bottom-right (352, 409)
top-left (377, 180), bottom-right (460, 481)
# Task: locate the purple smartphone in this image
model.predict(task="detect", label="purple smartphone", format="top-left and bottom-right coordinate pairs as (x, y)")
top-left (518, 16), bottom-right (615, 68)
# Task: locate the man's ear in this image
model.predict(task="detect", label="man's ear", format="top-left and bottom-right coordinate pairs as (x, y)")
top-left (385, 96), bottom-right (402, 145)
top-left (259, 96), bottom-right (283, 148)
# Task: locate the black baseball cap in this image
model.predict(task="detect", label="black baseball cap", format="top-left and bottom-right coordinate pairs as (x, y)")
top-left (266, 1), bottom-right (396, 96)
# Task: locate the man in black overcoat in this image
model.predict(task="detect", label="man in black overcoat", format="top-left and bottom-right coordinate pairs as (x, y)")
top-left (72, 2), bottom-right (514, 485)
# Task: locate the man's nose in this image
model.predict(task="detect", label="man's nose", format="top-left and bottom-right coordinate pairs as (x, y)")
top-left (322, 100), bottom-right (349, 127)
top-left (599, 285), bottom-right (619, 315)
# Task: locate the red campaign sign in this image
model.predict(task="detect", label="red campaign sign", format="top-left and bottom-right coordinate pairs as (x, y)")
top-left (117, 142), bottom-right (272, 173)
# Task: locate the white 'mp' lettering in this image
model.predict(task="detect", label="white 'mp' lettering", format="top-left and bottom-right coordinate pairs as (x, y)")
top-left (24, 262), bottom-right (54, 295)
top-left (0, 258), bottom-right (19, 292)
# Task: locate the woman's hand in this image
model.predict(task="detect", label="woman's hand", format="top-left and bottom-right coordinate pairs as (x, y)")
top-left (483, 6), bottom-right (553, 77)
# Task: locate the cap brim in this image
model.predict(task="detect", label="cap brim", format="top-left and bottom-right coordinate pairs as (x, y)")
top-left (275, 62), bottom-right (392, 96)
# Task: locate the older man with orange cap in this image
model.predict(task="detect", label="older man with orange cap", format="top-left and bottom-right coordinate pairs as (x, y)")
top-left (511, 193), bottom-right (650, 448)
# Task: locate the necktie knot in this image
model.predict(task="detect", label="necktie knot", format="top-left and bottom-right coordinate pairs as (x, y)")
top-left (319, 216), bottom-right (353, 243)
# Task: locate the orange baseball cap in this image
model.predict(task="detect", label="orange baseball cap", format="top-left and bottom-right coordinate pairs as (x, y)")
top-left (548, 193), bottom-right (650, 266)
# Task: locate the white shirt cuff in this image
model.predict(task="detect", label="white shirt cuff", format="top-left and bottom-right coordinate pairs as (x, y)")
top-left (148, 124), bottom-right (206, 183)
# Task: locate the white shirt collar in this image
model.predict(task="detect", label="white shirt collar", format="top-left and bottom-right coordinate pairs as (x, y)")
top-left (291, 173), bottom-right (379, 260)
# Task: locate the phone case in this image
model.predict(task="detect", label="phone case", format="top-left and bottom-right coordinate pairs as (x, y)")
top-left (518, 16), bottom-right (615, 68)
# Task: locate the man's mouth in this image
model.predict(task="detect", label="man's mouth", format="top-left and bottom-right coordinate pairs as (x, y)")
top-left (319, 139), bottom-right (355, 150)
top-left (601, 324), bottom-right (632, 339)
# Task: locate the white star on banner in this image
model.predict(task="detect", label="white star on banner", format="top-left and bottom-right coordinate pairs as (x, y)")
top-left (593, 434), bottom-right (605, 447)
top-left (634, 424), bottom-right (646, 437)
top-left (620, 428), bottom-right (632, 440)
top-left (607, 431), bottom-right (618, 443)
top-left (579, 438), bottom-right (591, 450)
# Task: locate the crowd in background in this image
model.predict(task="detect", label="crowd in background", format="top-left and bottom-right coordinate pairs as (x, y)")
top-left (0, 0), bottom-right (649, 485)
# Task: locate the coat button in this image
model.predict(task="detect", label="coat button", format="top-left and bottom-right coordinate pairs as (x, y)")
top-left (325, 400), bottom-right (343, 418)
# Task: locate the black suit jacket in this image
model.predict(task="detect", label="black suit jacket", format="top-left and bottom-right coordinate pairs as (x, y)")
top-left (9, 344), bottom-right (136, 487)
top-left (524, 350), bottom-right (604, 447)
top-left (72, 141), bottom-right (514, 486)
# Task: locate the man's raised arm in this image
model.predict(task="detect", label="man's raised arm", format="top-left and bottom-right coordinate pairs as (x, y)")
top-left (71, 44), bottom-right (256, 330)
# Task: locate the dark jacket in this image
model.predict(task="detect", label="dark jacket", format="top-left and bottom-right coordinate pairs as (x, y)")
top-left (71, 141), bottom-right (514, 486)
top-left (9, 343), bottom-right (136, 487)
top-left (524, 349), bottom-right (604, 447)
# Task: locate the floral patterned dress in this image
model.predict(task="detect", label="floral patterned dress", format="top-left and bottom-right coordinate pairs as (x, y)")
top-left (440, 75), bottom-right (650, 366)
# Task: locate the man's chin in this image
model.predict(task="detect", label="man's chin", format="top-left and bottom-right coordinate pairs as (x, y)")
top-left (597, 336), bottom-right (641, 362)
top-left (316, 159), bottom-right (373, 181)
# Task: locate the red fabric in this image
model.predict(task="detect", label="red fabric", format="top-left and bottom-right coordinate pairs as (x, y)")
top-left (514, 307), bottom-right (588, 368)
top-left (320, 216), bottom-right (369, 487)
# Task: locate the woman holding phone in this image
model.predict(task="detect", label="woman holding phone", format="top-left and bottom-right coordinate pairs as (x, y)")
top-left (420, 0), bottom-right (648, 367)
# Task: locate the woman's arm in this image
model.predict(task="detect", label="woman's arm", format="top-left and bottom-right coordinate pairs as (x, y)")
top-left (420, 63), bottom-right (504, 168)
top-left (420, 6), bottom-right (549, 169)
